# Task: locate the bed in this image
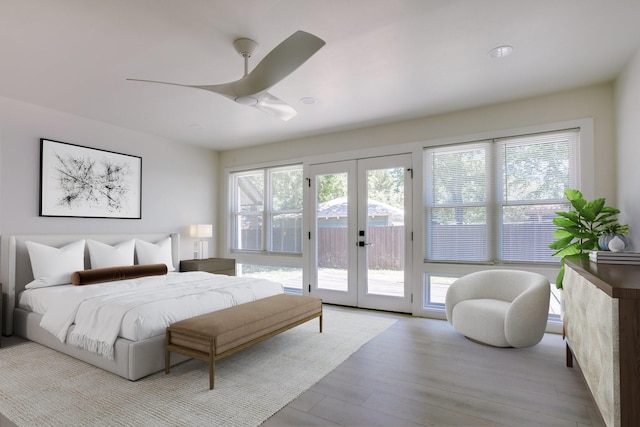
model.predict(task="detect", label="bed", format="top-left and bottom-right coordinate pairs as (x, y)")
top-left (0, 233), bottom-right (284, 381)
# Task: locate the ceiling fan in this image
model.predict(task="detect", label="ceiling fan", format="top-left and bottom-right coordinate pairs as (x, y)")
top-left (128, 30), bottom-right (325, 121)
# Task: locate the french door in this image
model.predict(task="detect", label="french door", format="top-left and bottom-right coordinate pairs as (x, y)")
top-left (308, 154), bottom-right (412, 313)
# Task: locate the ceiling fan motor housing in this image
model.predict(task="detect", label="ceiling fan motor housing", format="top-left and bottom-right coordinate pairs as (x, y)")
top-left (233, 38), bottom-right (259, 58)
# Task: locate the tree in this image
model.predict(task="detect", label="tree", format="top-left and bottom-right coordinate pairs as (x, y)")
top-left (271, 168), bottom-right (303, 211)
top-left (367, 168), bottom-right (404, 209)
top-left (317, 173), bottom-right (348, 203)
top-left (430, 147), bottom-right (486, 224)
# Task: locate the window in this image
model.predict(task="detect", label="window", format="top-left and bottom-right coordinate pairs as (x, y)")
top-left (424, 274), bottom-right (457, 306)
top-left (425, 142), bottom-right (489, 261)
top-left (237, 264), bottom-right (303, 292)
top-left (423, 272), bottom-right (563, 322)
top-left (230, 165), bottom-right (303, 254)
top-left (424, 129), bottom-right (579, 263)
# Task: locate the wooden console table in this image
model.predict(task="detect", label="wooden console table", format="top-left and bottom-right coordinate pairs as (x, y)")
top-left (563, 257), bottom-right (640, 427)
top-left (0, 283), bottom-right (3, 347)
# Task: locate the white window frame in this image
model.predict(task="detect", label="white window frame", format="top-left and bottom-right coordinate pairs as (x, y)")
top-left (413, 119), bottom-right (593, 330)
top-left (424, 129), bottom-right (580, 264)
top-left (222, 118), bottom-right (594, 331)
top-left (229, 164), bottom-right (303, 255)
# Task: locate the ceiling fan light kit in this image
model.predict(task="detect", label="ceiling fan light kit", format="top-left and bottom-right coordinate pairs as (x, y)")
top-left (128, 30), bottom-right (325, 121)
top-left (235, 96), bottom-right (259, 106)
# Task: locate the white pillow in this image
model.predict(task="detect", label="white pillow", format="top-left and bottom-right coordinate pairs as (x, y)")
top-left (135, 237), bottom-right (175, 271)
top-left (25, 240), bottom-right (86, 289)
top-left (87, 239), bottom-right (135, 269)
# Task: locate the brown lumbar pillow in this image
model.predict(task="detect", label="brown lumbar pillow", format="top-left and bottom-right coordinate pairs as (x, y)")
top-left (71, 263), bottom-right (168, 286)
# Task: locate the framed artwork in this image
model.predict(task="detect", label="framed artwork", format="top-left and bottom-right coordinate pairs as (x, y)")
top-left (39, 139), bottom-right (142, 219)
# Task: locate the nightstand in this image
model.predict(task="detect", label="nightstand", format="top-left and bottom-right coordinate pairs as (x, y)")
top-left (180, 258), bottom-right (236, 276)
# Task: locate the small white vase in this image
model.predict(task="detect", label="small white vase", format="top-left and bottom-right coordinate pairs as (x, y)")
top-left (608, 235), bottom-right (626, 252)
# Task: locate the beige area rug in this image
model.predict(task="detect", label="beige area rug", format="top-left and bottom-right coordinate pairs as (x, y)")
top-left (0, 308), bottom-right (395, 427)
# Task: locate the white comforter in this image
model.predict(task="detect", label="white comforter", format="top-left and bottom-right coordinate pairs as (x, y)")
top-left (18, 271), bottom-right (284, 359)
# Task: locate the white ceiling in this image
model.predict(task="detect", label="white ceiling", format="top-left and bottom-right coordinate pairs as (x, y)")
top-left (1, 0), bottom-right (640, 151)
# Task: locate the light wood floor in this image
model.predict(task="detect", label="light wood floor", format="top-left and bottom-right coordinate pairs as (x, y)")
top-left (262, 306), bottom-right (606, 427)
top-left (1, 307), bottom-right (605, 427)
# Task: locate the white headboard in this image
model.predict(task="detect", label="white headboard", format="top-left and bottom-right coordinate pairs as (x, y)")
top-left (0, 233), bottom-right (180, 336)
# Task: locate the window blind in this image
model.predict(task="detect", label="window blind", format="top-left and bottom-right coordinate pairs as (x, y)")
top-left (498, 129), bottom-right (579, 262)
top-left (424, 142), bottom-right (490, 261)
top-left (424, 128), bottom-right (579, 263)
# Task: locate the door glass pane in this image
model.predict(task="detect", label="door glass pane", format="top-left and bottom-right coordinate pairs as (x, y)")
top-left (316, 172), bottom-right (348, 291)
top-left (366, 167), bottom-right (405, 297)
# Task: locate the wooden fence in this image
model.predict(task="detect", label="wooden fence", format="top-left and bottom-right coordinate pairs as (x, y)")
top-left (317, 226), bottom-right (404, 269)
top-left (245, 223), bottom-right (557, 266)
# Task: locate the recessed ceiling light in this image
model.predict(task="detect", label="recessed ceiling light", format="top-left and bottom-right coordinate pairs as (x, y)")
top-left (300, 97), bottom-right (317, 105)
top-left (488, 45), bottom-right (513, 59)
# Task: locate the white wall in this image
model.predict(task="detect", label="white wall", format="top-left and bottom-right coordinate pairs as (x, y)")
top-left (0, 96), bottom-right (218, 261)
top-left (221, 83), bottom-right (615, 193)
top-left (615, 49), bottom-right (640, 252)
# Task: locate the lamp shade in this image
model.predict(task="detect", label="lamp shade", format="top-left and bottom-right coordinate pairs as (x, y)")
top-left (190, 224), bottom-right (213, 238)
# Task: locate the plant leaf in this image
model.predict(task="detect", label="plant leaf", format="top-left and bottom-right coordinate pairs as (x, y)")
top-left (573, 231), bottom-right (595, 239)
top-left (552, 229), bottom-right (573, 239)
top-left (549, 236), bottom-right (575, 250)
top-left (565, 188), bottom-right (583, 202)
top-left (555, 211), bottom-right (579, 221)
top-left (552, 243), bottom-right (580, 257)
top-left (566, 189), bottom-right (585, 210)
top-left (579, 239), bottom-right (598, 251)
top-left (600, 206), bottom-right (620, 214)
top-left (555, 265), bottom-right (565, 289)
top-left (553, 217), bottom-right (579, 228)
top-left (582, 198), bottom-right (605, 221)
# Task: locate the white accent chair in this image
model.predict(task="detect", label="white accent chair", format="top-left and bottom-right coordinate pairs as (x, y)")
top-left (445, 270), bottom-right (550, 348)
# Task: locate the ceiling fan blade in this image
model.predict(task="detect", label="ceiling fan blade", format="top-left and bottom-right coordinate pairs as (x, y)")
top-left (253, 92), bottom-right (297, 121)
top-left (231, 30), bottom-right (325, 97)
top-left (127, 30), bottom-right (324, 121)
top-left (127, 78), bottom-right (192, 89)
top-left (127, 78), bottom-right (238, 99)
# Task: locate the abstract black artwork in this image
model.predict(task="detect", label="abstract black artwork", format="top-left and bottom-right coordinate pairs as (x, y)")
top-left (40, 139), bottom-right (142, 219)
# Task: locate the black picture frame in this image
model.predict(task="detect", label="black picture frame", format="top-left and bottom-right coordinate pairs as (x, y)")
top-left (39, 139), bottom-right (142, 219)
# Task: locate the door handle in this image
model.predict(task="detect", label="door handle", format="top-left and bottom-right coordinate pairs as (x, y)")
top-left (358, 241), bottom-right (373, 247)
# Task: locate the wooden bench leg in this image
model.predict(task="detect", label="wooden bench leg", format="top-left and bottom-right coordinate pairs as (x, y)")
top-left (165, 331), bottom-right (171, 374)
top-left (210, 341), bottom-right (215, 390)
top-left (209, 359), bottom-right (215, 390)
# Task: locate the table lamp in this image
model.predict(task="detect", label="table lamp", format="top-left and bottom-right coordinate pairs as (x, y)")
top-left (190, 224), bottom-right (213, 259)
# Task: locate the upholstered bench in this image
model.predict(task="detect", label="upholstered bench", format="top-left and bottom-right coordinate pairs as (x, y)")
top-left (165, 294), bottom-right (323, 389)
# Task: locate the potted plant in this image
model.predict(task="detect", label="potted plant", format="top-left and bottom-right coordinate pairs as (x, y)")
top-left (598, 222), bottom-right (629, 251)
top-left (549, 189), bottom-right (620, 289)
